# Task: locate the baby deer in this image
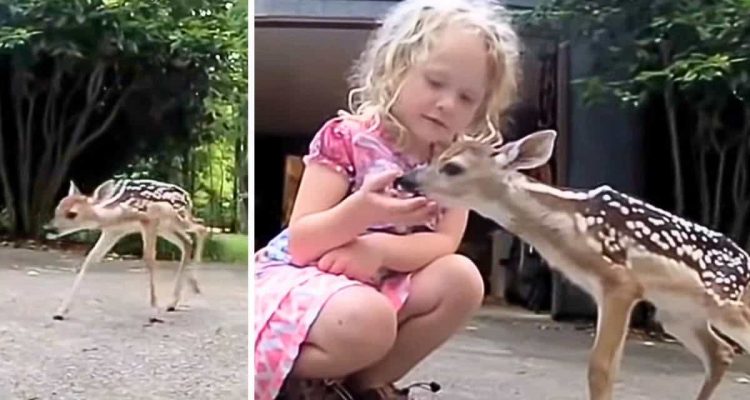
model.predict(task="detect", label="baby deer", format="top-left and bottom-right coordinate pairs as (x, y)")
top-left (396, 130), bottom-right (750, 400)
top-left (47, 179), bottom-right (208, 323)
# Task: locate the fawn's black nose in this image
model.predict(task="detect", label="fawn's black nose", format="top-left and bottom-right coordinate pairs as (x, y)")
top-left (394, 173), bottom-right (419, 193)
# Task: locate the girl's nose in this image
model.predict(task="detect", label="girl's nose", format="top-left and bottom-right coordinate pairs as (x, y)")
top-left (436, 95), bottom-right (456, 112)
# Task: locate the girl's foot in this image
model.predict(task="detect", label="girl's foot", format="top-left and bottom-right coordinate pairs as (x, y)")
top-left (353, 381), bottom-right (441, 400)
top-left (277, 378), bottom-right (356, 400)
top-left (277, 378), bottom-right (441, 400)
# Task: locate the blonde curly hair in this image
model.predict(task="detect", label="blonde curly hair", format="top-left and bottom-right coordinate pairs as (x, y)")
top-left (344, 0), bottom-right (521, 147)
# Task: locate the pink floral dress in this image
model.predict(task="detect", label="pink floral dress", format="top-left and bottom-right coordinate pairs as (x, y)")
top-left (253, 116), bottom-right (444, 399)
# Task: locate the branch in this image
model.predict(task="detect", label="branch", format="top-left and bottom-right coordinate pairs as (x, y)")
top-left (86, 62), bottom-right (105, 105)
top-left (73, 86), bottom-right (134, 159)
top-left (730, 146), bottom-right (749, 239)
top-left (54, 73), bottom-right (87, 163)
top-left (12, 68), bottom-right (27, 166)
top-left (731, 141), bottom-right (747, 207)
top-left (696, 110), bottom-right (710, 225)
top-left (660, 39), bottom-right (684, 214)
top-left (711, 146), bottom-right (727, 229)
top-left (57, 72), bottom-right (86, 138)
top-left (66, 63), bottom-right (107, 152)
top-left (20, 92), bottom-right (37, 231)
top-left (43, 59), bottom-right (64, 144)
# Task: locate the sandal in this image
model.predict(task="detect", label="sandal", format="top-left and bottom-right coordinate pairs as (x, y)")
top-left (353, 381), bottom-right (441, 400)
top-left (276, 378), bottom-right (357, 400)
top-left (277, 377), bottom-right (441, 400)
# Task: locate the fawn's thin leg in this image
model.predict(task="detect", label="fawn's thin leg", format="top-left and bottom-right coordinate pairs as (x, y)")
top-left (184, 226), bottom-right (207, 295)
top-left (53, 230), bottom-right (127, 320)
top-left (168, 221), bottom-right (202, 294)
top-left (661, 319), bottom-right (733, 400)
top-left (182, 220), bottom-right (207, 292)
top-left (161, 230), bottom-right (194, 311)
top-left (588, 288), bottom-right (640, 400)
top-left (141, 221), bottom-right (163, 323)
top-left (192, 224), bottom-right (208, 264)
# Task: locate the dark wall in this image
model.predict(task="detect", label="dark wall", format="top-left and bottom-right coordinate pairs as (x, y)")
top-left (550, 41), bottom-right (645, 321)
top-left (566, 43), bottom-right (643, 195)
top-left (254, 134), bottom-right (310, 249)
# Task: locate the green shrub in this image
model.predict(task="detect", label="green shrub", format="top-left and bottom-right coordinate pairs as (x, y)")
top-left (62, 232), bottom-right (248, 264)
top-left (203, 234), bottom-right (249, 264)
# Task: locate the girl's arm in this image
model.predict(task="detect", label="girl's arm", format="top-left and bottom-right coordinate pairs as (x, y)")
top-left (287, 163), bottom-right (371, 266)
top-left (359, 207), bottom-right (470, 272)
top-left (287, 164), bottom-right (434, 266)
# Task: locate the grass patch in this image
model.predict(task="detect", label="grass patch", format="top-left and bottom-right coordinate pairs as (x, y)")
top-left (58, 231), bottom-right (248, 265)
top-left (204, 233), bottom-right (248, 264)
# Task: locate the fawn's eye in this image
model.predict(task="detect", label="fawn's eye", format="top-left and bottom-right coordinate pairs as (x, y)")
top-left (65, 211), bottom-right (77, 219)
top-left (440, 162), bottom-right (465, 176)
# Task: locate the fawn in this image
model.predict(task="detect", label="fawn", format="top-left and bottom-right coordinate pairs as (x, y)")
top-left (396, 129), bottom-right (750, 400)
top-left (47, 179), bottom-right (208, 323)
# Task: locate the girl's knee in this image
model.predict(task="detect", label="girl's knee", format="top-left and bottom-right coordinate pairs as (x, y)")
top-left (319, 286), bottom-right (398, 360)
top-left (434, 254), bottom-right (485, 309)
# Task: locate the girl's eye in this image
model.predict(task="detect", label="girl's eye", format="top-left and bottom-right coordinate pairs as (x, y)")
top-left (440, 162), bottom-right (465, 176)
top-left (460, 94), bottom-right (475, 104)
top-left (426, 77), bottom-right (443, 88)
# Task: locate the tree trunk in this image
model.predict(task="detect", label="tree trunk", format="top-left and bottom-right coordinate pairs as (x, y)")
top-left (0, 94), bottom-right (17, 232)
top-left (238, 96), bottom-right (248, 234)
top-left (4, 60), bottom-right (134, 237)
top-left (734, 106), bottom-right (750, 247)
top-left (209, 143), bottom-right (216, 227)
top-left (711, 148), bottom-right (727, 230)
top-left (730, 142), bottom-right (749, 239)
top-left (233, 136), bottom-right (241, 232)
top-left (696, 110), bottom-right (710, 226)
top-left (663, 87), bottom-right (684, 214)
top-left (182, 145), bottom-right (191, 191)
top-left (11, 67), bottom-right (32, 235)
top-left (660, 41), bottom-right (684, 214)
top-left (218, 144), bottom-right (225, 230)
top-left (189, 146), bottom-right (196, 197)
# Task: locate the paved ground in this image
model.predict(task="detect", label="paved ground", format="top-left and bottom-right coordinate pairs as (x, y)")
top-left (403, 306), bottom-right (750, 399)
top-left (0, 247), bottom-right (248, 400)
top-left (3, 247), bottom-right (750, 399)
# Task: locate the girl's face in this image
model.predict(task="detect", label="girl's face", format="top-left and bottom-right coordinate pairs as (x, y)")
top-left (391, 24), bottom-right (491, 157)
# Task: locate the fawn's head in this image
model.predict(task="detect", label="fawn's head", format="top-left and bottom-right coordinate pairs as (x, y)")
top-left (397, 129), bottom-right (557, 209)
top-left (47, 180), bottom-right (117, 238)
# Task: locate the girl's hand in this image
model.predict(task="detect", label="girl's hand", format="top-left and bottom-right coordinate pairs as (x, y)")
top-left (317, 238), bottom-right (383, 283)
top-left (352, 169), bottom-right (438, 227)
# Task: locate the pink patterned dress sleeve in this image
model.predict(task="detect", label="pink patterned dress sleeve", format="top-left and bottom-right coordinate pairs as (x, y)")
top-left (302, 118), bottom-right (356, 181)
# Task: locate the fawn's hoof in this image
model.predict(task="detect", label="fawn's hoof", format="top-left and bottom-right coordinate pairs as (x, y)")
top-left (166, 306), bottom-right (176, 312)
top-left (148, 317), bottom-right (164, 324)
top-left (52, 314), bottom-right (64, 321)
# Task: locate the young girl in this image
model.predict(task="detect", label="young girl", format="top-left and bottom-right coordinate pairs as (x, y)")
top-left (255, 0), bottom-right (521, 398)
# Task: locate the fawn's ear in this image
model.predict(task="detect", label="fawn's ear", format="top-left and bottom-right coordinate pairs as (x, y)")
top-left (492, 129), bottom-right (557, 170)
top-left (92, 179), bottom-right (116, 201)
top-left (68, 180), bottom-right (81, 196)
